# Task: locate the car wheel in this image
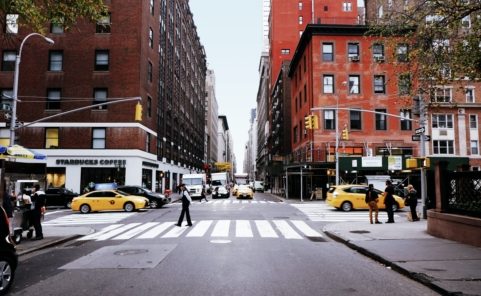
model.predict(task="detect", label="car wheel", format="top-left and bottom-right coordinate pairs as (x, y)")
top-left (0, 254), bottom-right (15, 295)
top-left (392, 203), bottom-right (399, 212)
top-left (124, 202), bottom-right (135, 212)
top-left (65, 200), bottom-right (72, 209)
top-left (149, 200), bottom-right (158, 209)
top-left (79, 204), bottom-right (91, 214)
top-left (341, 201), bottom-right (353, 212)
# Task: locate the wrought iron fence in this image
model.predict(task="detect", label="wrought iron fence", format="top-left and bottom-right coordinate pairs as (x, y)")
top-left (446, 171), bottom-right (481, 218)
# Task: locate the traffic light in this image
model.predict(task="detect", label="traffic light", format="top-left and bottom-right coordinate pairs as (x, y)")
top-left (304, 115), bottom-right (313, 129)
top-left (423, 157), bottom-right (430, 168)
top-left (311, 115), bottom-right (319, 130)
top-left (159, 171), bottom-right (164, 178)
top-left (135, 102), bottom-right (143, 121)
top-left (341, 128), bottom-right (349, 140)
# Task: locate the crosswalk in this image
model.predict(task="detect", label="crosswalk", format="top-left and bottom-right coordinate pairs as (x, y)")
top-left (77, 219), bottom-right (323, 242)
top-left (290, 203), bottom-right (398, 222)
top-left (193, 200), bottom-right (280, 205)
top-left (43, 212), bottom-right (136, 226)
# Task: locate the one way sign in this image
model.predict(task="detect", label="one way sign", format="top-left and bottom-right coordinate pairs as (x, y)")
top-left (412, 135), bottom-right (431, 141)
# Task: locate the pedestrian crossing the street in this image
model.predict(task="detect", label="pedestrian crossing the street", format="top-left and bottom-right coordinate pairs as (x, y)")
top-left (77, 219), bottom-right (323, 242)
top-left (43, 212), bottom-right (136, 226)
top-left (291, 203), bottom-right (399, 222)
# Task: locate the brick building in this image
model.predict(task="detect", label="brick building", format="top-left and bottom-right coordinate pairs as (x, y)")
top-left (0, 0), bottom-right (206, 193)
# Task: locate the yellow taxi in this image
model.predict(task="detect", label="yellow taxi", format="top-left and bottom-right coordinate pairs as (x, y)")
top-left (326, 184), bottom-right (405, 212)
top-left (71, 190), bottom-right (150, 214)
top-left (236, 185), bottom-right (254, 199)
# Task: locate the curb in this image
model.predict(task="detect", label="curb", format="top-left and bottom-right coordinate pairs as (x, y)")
top-left (17, 235), bottom-right (82, 257)
top-left (324, 230), bottom-right (455, 296)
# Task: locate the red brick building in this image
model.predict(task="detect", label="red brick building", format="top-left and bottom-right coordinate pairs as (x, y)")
top-left (0, 0), bottom-right (206, 193)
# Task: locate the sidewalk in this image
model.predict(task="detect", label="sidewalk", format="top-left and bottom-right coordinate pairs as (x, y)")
top-left (323, 219), bottom-right (481, 296)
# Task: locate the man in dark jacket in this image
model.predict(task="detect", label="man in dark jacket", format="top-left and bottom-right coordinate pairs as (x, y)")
top-left (383, 180), bottom-right (396, 223)
top-left (31, 185), bottom-right (46, 240)
top-left (365, 184), bottom-right (381, 224)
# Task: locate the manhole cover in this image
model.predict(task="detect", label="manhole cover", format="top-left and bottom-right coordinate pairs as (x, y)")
top-left (350, 230), bottom-right (370, 234)
top-left (114, 249), bottom-right (149, 256)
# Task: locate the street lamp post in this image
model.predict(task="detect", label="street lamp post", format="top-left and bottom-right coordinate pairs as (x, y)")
top-left (10, 33), bottom-right (54, 146)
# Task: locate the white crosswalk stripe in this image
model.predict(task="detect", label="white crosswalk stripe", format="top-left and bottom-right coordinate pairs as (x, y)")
top-left (76, 219), bottom-right (322, 242)
top-left (44, 212), bottom-right (135, 226)
top-left (291, 203), bottom-right (399, 222)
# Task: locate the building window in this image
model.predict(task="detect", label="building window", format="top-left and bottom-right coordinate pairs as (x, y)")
top-left (348, 43), bottom-right (360, 59)
top-left (470, 114), bottom-right (477, 129)
top-left (398, 74), bottom-right (411, 95)
top-left (2, 51), bottom-right (16, 71)
top-left (372, 43), bottom-right (384, 59)
top-left (324, 110), bottom-right (335, 130)
top-left (432, 87), bottom-right (452, 103)
top-left (375, 109), bottom-right (387, 130)
top-left (45, 128), bottom-right (59, 149)
top-left (299, 16), bottom-right (303, 24)
top-left (432, 114), bottom-right (453, 128)
top-left (396, 44), bottom-right (408, 62)
top-left (92, 128), bottom-right (106, 149)
top-left (323, 75), bottom-right (334, 93)
top-left (462, 15), bottom-right (471, 28)
top-left (299, 31), bottom-right (303, 37)
top-left (150, 0), bottom-right (154, 15)
top-left (348, 75), bottom-right (360, 94)
top-left (299, 2), bottom-right (303, 10)
top-left (46, 89), bottom-right (61, 110)
top-left (0, 89), bottom-right (13, 110)
top-left (466, 88), bottom-right (475, 103)
top-left (281, 49), bottom-right (290, 55)
top-left (148, 61), bottom-right (153, 82)
top-left (50, 21), bottom-right (64, 34)
top-left (343, 2), bottom-right (353, 12)
top-left (5, 14), bottom-right (18, 34)
top-left (149, 27), bottom-right (154, 48)
top-left (350, 109), bottom-right (362, 130)
top-left (293, 126), bottom-right (298, 143)
top-left (322, 43), bottom-right (334, 61)
top-left (93, 88), bottom-right (108, 110)
top-left (146, 133), bottom-right (151, 152)
top-left (374, 75), bottom-right (386, 94)
top-left (147, 96), bottom-right (152, 117)
top-left (49, 51), bottom-right (63, 71)
top-left (96, 13), bottom-right (111, 33)
top-left (400, 109), bottom-right (412, 130)
top-left (433, 140), bottom-right (454, 155)
top-left (95, 50), bottom-right (109, 71)
top-left (471, 140), bottom-right (479, 155)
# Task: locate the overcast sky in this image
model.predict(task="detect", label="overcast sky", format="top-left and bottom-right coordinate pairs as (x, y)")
top-left (189, 0), bottom-right (263, 173)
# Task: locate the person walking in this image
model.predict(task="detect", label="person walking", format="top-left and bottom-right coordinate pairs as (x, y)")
top-left (30, 184), bottom-right (46, 240)
top-left (176, 184), bottom-right (193, 227)
top-left (365, 184), bottom-right (382, 224)
top-left (2, 189), bottom-right (14, 236)
top-left (406, 184), bottom-right (420, 221)
top-left (383, 180), bottom-right (395, 223)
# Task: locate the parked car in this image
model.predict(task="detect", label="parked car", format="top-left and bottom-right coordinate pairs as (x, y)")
top-left (117, 186), bottom-right (170, 208)
top-left (236, 185), bottom-right (254, 199)
top-left (44, 187), bottom-right (78, 208)
top-left (326, 184), bottom-right (405, 212)
top-left (0, 207), bottom-right (18, 295)
top-left (71, 190), bottom-right (149, 214)
top-left (253, 181), bottom-right (264, 192)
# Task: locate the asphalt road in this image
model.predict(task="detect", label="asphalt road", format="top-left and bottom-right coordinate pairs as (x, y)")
top-left (10, 192), bottom-right (438, 296)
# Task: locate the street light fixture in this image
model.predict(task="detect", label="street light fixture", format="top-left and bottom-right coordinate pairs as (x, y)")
top-left (10, 33), bottom-right (54, 146)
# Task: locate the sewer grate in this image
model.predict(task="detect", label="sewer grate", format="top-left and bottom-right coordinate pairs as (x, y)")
top-left (349, 230), bottom-right (370, 234)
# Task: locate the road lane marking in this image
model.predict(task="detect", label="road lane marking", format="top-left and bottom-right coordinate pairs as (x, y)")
top-left (236, 220), bottom-right (253, 237)
top-left (255, 220), bottom-right (278, 238)
top-left (272, 220), bottom-right (303, 239)
top-left (186, 220), bottom-right (213, 237)
top-left (211, 220), bottom-right (230, 237)
top-left (112, 222), bottom-right (159, 240)
top-left (291, 220), bottom-right (323, 237)
top-left (136, 222), bottom-right (173, 239)
top-left (78, 224), bottom-right (124, 241)
top-left (94, 223), bottom-right (141, 241)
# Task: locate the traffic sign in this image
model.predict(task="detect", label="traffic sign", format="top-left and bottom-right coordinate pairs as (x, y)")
top-left (412, 135), bottom-right (431, 141)
top-left (415, 127), bottom-right (425, 135)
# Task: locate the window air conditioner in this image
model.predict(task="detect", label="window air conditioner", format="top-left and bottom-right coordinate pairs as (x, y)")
top-left (349, 55), bottom-right (360, 62)
top-left (374, 56), bottom-right (385, 62)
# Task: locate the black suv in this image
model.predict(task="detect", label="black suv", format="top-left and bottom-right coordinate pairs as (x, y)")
top-left (0, 207), bottom-right (18, 295)
top-left (44, 188), bottom-right (79, 208)
top-left (117, 186), bottom-right (170, 209)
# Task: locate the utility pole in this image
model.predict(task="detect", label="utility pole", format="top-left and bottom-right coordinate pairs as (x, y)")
top-left (419, 95), bottom-right (428, 219)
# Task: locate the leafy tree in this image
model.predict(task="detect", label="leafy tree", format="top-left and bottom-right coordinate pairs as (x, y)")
top-left (368, 0), bottom-right (481, 97)
top-left (0, 0), bottom-right (108, 34)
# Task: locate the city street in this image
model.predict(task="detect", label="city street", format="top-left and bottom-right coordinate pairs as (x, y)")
top-left (10, 192), bottom-right (438, 296)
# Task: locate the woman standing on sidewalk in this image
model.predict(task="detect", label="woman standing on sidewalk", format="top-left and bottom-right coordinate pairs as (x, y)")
top-left (406, 184), bottom-right (420, 221)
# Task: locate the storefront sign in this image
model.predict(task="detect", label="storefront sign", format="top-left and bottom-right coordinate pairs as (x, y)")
top-left (387, 156), bottom-right (403, 170)
top-left (56, 159), bottom-right (126, 166)
top-left (361, 156), bottom-right (383, 168)
top-left (142, 161), bottom-right (159, 168)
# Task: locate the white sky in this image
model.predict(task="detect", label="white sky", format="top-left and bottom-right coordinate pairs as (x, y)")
top-left (189, 0), bottom-right (263, 173)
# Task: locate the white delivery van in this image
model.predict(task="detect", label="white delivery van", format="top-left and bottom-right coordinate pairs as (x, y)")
top-left (254, 181), bottom-right (264, 192)
top-left (211, 172), bottom-right (230, 198)
top-left (182, 174), bottom-right (206, 199)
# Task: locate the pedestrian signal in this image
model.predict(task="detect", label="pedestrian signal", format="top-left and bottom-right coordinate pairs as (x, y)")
top-left (341, 128), bottom-right (349, 140)
top-left (304, 116), bottom-right (313, 129)
top-left (311, 115), bottom-right (319, 130)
